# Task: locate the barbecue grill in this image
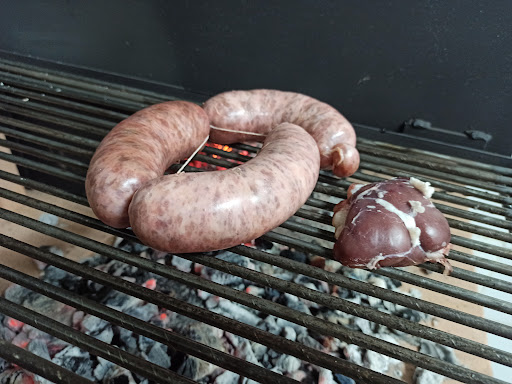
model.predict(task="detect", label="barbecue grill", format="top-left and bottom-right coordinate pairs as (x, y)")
top-left (1, 3), bottom-right (512, 383)
top-left (0, 56), bottom-right (511, 384)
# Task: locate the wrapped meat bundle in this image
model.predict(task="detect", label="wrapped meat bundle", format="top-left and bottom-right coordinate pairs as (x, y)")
top-left (332, 177), bottom-right (452, 273)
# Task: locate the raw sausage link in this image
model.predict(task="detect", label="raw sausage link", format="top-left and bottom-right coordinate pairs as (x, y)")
top-left (203, 89), bottom-right (359, 177)
top-left (128, 123), bottom-right (320, 253)
top-left (85, 101), bottom-right (210, 228)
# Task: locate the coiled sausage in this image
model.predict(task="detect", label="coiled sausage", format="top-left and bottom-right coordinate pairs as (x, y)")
top-left (203, 89), bottom-right (359, 177)
top-left (128, 123), bottom-right (320, 253)
top-left (85, 101), bottom-right (210, 228)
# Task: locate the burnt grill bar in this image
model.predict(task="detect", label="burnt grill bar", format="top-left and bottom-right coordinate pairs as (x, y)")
top-left (0, 58), bottom-right (511, 383)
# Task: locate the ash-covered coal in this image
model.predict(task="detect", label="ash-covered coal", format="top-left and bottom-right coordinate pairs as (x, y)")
top-left (0, 238), bottom-right (458, 383)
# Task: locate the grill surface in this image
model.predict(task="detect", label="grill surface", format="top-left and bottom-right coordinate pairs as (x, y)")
top-left (0, 58), bottom-right (511, 384)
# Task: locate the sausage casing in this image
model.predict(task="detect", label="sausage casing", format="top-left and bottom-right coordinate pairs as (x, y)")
top-left (128, 123), bottom-right (320, 253)
top-left (85, 101), bottom-right (210, 228)
top-left (203, 89), bottom-right (359, 177)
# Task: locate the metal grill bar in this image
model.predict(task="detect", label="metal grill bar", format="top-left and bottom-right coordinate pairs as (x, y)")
top-left (359, 157), bottom-right (512, 194)
top-left (345, 172), bottom-right (512, 218)
top-left (4, 177), bottom-right (509, 358)
top-left (0, 183), bottom-right (509, 342)
top-left (11, 162), bottom-right (509, 316)
top-left (5, 161), bottom-right (510, 293)
top-left (0, 251), bottom-right (294, 384)
top-left (3, 70), bottom-right (512, 219)
top-left (357, 141), bottom-right (512, 182)
top-left (0, 151), bottom-right (84, 183)
top-left (0, 169), bottom-right (89, 205)
top-left (0, 297), bottom-right (196, 384)
top-left (0, 68), bottom-right (147, 112)
top-left (0, 115), bottom-right (100, 149)
top-left (229, 245), bottom-right (512, 339)
top-left (1, 57), bottom-right (511, 383)
top-left (179, 253), bottom-right (512, 366)
top-left (260, 230), bottom-right (512, 316)
top-left (0, 138), bottom-right (89, 172)
top-left (0, 83), bottom-right (127, 121)
top-left (0, 99), bottom-right (110, 136)
top-left (0, 238), bottom-right (399, 384)
top-left (3, 134), bottom-right (509, 286)
top-left (0, 209), bottom-right (504, 384)
top-left (0, 339), bottom-right (94, 384)
top-left (356, 137), bottom-right (512, 176)
top-left (448, 250), bottom-right (512, 277)
top-left (0, 124), bottom-right (94, 156)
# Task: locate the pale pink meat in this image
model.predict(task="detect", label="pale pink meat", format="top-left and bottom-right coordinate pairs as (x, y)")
top-left (129, 123), bottom-right (320, 253)
top-left (85, 101), bottom-right (210, 228)
top-left (332, 177), bottom-right (452, 273)
top-left (203, 89), bottom-right (359, 177)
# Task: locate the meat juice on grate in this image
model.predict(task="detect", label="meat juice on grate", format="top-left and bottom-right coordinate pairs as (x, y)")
top-left (0, 239), bottom-right (457, 384)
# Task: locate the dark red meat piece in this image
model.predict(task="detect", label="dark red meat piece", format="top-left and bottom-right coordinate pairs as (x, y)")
top-left (332, 177), bottom-right (452, 273)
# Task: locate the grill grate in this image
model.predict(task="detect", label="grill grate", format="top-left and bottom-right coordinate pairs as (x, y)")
top-left (0, 57), bottom-right (511, 384)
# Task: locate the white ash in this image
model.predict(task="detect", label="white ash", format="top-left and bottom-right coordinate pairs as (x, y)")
top-left (214, 370), bottom-right (240, 384)
top-left (274, 354), bottom-right (301, 373)
top-left (282, 326), bottom-right (297, 341)
top-left (171, 255), bottom-right (193, 272)
top-left (38, 213), bottom-right (59, 226)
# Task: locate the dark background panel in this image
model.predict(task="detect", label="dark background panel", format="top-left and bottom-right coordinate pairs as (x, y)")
top-left (0, 1), bottom-right (510, 161)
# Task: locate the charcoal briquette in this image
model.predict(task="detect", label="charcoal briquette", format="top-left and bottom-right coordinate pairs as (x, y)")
top-left (334, 373), bottom-right (356, 384)
top-left (146, 343), bottom-right (171, 368)
top-left (280, 249), bottom-right (307, 263)
top-left (254, 237), bottom-right (274, 250)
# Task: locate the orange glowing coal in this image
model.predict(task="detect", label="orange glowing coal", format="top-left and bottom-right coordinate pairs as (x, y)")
top-left (208, 143), bottom-right (233, 159)
top-left (189, 143), bottom-right (239, 171)
top-left (142, 278), bottom-right (157, 290)
top-left (8, 318), bottom-right (24, 329)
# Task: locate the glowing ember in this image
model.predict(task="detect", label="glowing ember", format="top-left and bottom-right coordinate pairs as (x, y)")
top-left (142, 279), bottom-right (157, 290)
top-left (7, 318), bottom-right (24, 331)
top-left (159, 313), bottom-right (167, 320)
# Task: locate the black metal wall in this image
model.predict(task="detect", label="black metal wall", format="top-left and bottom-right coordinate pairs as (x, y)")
top-left (1, 1), bottom-right (510, 164)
